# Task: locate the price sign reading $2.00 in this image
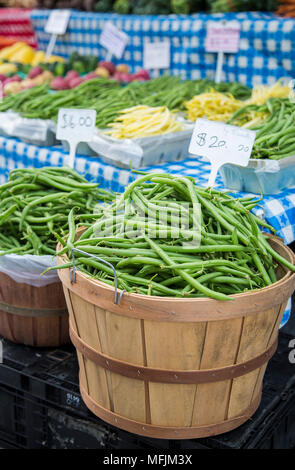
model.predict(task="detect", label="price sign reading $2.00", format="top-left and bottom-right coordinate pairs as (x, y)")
top-left (57, 108), bottom-right (97, 168)
top-left (189, 118), bottom-right (256, 187)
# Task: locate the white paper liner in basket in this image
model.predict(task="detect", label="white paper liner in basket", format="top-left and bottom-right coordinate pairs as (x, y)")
top-left (0, 253), bottom-right (59, 287)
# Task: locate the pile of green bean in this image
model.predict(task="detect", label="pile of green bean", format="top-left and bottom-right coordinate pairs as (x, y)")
top-left (54, 173), bottom-right (295, 301)
top-left (0, 166), bottom-right (113, 256)
top-left (0, 78), bottom-right (121, 123)
top-left (0, 76), bottom-right (251, 129)
top-left (228, 97), bottom-right (295, 160)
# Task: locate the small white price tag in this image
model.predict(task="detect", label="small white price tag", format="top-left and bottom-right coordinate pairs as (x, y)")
top-left (57, 108), bottom-right (97, 168)
top-left (45, 9), bottom-right (70, 35)
top-left (205, 21), bottom-right (240, 53)
top-left (189, 118), bottom-right (256, 187)
top-left (143, 41), bottom-right (170, 70)
top-left (99, 22), bottom-right (129, 60)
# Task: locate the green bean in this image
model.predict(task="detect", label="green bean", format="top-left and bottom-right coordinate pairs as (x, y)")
top-left (145, 236), bottom-right (232, 301)
top-left (50, 172), bottom-right (295, 301)
top-left (0, 204), bottom-right (18, 226)
top-left (0, 167), bottom-right (113, 256)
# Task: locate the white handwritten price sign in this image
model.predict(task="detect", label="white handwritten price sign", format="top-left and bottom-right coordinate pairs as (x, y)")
top-left (205, 22), bottom-right (240, 53)
top-left (57, 108), bottom-right (97, 168)
top-left (189, 118), bottom-right (256, 187)
top-left (45, 9), bottom-right (70, 59)
top-left (99, 22), bottom-right (129, 60)
top-left (143, 41), bottom-right (170, 70)
top-left (45, 9), bottom-right (70, 35)
top-left (205, 20), bottom-right (240, 84)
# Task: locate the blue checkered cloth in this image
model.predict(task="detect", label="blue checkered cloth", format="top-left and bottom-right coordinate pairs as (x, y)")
top-left (31, 10), bottom-right (295, 88)
top-left (0, 135), bottom-right (292, 326)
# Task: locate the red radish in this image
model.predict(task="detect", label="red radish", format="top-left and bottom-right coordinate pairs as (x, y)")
top-left (68, 76), bottom-right (84, 88)
top-left (65, 70), bottom-right (80, 82)
top-left (132, 69), bottom-right (150, 80)
top-left (3, 76), bottom-right (22, 85)
top-left (0, 74), bottom-right (6, 82)
top-left (27, 66), bottom-right (43, 79)
top-left (50, 77), bottom-right (69, 90)
top-left (120, 73), bottom-right (133, 83)
top-left (83, 72), bottom-right (98, 81)
top-left (113, 71), bottom-right (123, 82)
top-left (98, 60), bottom-right (116, 75)
top-left (132, 76), bottom-right (146, 82)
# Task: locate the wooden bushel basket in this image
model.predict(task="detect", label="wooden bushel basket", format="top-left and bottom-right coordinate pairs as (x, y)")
top-left (58, 233), bottom-right (295, 439)
top-left (0, 271), bottom-right (69, 347)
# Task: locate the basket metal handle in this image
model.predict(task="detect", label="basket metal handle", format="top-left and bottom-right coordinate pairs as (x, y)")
top-left (69, 248), bottom-right (125, 306)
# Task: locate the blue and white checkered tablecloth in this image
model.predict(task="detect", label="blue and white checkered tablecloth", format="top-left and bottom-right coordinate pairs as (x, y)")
top-left (31, 10), bottom-right (295, 88)
top-left (0, 134), bottom-right (292, 326)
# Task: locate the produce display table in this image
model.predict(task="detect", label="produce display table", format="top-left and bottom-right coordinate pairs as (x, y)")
top-left (1, 135), bottom-right (295, 245)
top-left (31, 10), bottom-right (295, 87)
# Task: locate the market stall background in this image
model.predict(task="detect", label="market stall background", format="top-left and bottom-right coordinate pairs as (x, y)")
top-left (31, 10), bottom-right (295, 86)
top-left (0, 5), bottom-right (295, 448)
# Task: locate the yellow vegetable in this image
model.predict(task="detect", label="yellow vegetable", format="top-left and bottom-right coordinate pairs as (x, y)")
top-left (32, 71), bottom-right (53, 85)
top-left (40, 70), bottom-right (54, 81)
top-left (46, 55), bottom-right (66, 63)
top-left (185, 92), bottom-right (243, 122)
top-left (3, 81), bottom-right (22, 95)
top-left (20, 79), bottom-right (34, 89)
top-left (95, 67), bottom-right (110, 78)
top-left (248, 80), bottom-right (291, 105)
top-left (0, 63), bottom-right (17, 75)
top-left (0, 42), bottom-right (27, 60)
top-left (240, 111), bottom-right (269, 129)
top-left (231, 79), bottom-right (291, 128)
top-left (31, 50), bottom-right (46, 66)
top-left (104, 105), bottom-right (184, 139)
top-left (10, 45), bottom-right (35, 64)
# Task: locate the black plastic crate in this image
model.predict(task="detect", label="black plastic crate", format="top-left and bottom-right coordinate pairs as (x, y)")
top-left (1, 320), bottom-right (295, 449)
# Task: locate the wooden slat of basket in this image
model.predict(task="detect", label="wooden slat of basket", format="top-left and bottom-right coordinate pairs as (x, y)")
top-left (105, 311), bottom-right (146, 423)
top-left (191, 317), bottom-right (243, 426)
top-left (70, 292), bottom-right (110, 410)
top-left (228, 306), bottom-right (279, 419)
top-left (144, 321), bottom-right (206, 427)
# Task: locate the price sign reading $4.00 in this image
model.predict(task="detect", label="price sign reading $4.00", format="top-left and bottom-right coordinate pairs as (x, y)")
top-left (57, 108), bottom-right (97, 168)
top-left (189, 118), bottom-right (256, 187)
